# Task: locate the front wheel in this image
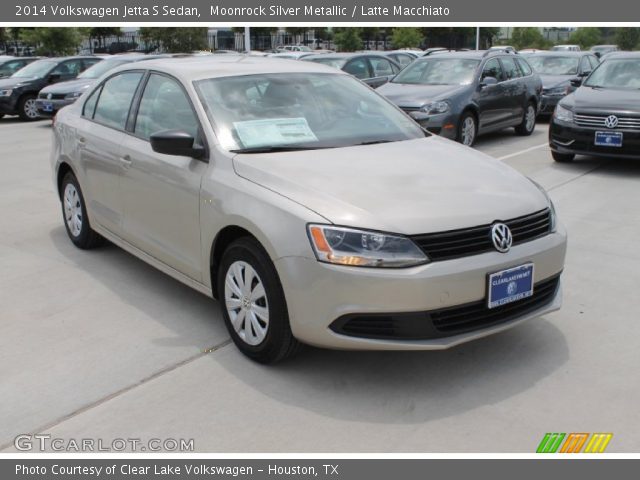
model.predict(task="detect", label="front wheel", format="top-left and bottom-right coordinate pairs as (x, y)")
top-left (18, 94), bottom-right (39, 121)
top-left (60, 172), bottom-right (104, 249)
top-left (457, 112), bottom-right (477, 146)
top-left (218, 237), bottom-right (300, 364)
top-left (515, 102), bottom-right (536, 136)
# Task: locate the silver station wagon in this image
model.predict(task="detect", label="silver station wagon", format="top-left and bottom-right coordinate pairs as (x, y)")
top-left (51, 56), bottom-right (567, 363)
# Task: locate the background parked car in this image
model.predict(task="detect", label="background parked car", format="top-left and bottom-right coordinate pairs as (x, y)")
top-left (549, 52), bottom-right (640, 162)
top-left (36, 54), bottom-right (162, 118)
top-left (552, 45), bottom-right (581, 52)
top-left (377, 50), bottom-right (541, 146)
top-left (359, 50), bottom-right (420, 69)
top-left (0, 56), bottom-right (101, 121)
top-left (0, 56), bottom-right (41, 79)
top-left (590, 45), bottom-right (619, 58)
top-left (303, 53), bottom-right (401, 88)
top-left (267, 52), bottom-right (317, 60)
top-left (525, 51), bottom-right (599, 115)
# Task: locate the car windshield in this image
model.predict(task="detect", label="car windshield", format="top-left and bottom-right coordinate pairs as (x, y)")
top-left (78, 58), bottom-right (132, 79)
top-left (195, 72), bottom-right (426, 152)
top-left (584, 59), bottom-right (640, 88)
top-left (527, 56), bottom-right (579, 75)
top-left (303, 57), bottom-right (347, 69)
top-left (12, 60), bottom-right (56, 78)
top-left (392, 58), bottom-right (480, 85)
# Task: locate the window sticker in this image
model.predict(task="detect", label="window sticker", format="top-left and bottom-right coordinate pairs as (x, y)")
top-left (233, 117), bottom-right (318, 148)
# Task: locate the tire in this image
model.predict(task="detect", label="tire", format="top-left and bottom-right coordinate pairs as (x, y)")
top-left (552, 151), bottom-right (575, 163)
top-left (515, 102), bottom-right (536, 136)
top-left (456, 111), bottom-right (477, 146)
top-left (18, 94), bottom-right (39, 121)
top-left (60, 172), bottom-right (104, 249)
top-left (217, 237), bottom-right (301, 364)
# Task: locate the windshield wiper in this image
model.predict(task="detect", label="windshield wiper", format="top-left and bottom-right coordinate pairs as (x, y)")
top-left (230, 145), bottom-right (333, 154)
top-left (355, 140), bottom-right (396, 146)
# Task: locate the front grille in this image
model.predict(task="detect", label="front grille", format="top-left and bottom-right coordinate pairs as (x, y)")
top-left (330, 274), bottom-right (560, 340)
top-left (409, 209), bottom-right (552, 261)
top-left (574, 113), bottom-right (640, 130)
top-left (400, 106), bottom-right (421, 113)
top-left (38, 93), bottom-right (66, 100)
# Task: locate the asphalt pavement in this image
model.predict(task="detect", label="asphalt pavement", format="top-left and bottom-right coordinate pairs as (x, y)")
top-left (1, 117), bottom-right (638, 452)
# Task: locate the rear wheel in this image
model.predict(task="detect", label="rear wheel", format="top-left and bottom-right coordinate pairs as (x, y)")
top-left (552, 151), bottom-right (575, 163)
top-left (218, 237), bottom-right (301, 364)
top-left (18, 94), bottom-right (39, 121)
top-left (60, 172), bottom-right (104, 249)
top-left (457, 112), bottom-right (477, 146)
top-left (515, 102), bottom-right (536, 136)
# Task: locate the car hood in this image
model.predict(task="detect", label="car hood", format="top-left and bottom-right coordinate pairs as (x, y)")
top-left (540, 74), bottom-right (572, 89)
top-left (0, 77), bottom-right (36, 89)
top-left (565, 86), bottom-right (640, 112)
top-left (232, 136), bottom-right (548, 234)
top-left (377, 83), bottom-right (467, 107)
top-left (40, 78), bottom-right (95, 94)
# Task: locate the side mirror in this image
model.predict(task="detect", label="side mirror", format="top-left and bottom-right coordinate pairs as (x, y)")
top-left (150, 130), bottom-right (205, 159)
top-left (570, 77), bottom-right (583, 88)
top-left (594, 52), bottom-right (602, 58)
top-left (48, 73), bottom-right (61, 83)
top-left (579, 70), bottom-right (591, 77)
top-left (480, 76), bottom-right (498, 88)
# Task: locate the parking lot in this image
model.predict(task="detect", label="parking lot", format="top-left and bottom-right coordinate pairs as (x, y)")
top-left (1, 116), bottom-right (639, 453)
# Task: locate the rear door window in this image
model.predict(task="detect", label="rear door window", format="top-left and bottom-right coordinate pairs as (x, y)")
top-left (500, 57), bottom-right (522, 80)
top-left (516, 58), bottom-right (533, 76)
top-left (343, 58), bottom-right (371, 79)
top-left (482, 58), bottom-right (504, 81)
top-left (93, 72), bottom-right (143, 130)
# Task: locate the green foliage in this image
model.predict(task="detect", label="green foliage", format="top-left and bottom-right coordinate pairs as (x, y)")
top-left (391, 28), bottom-right (424, 49)
top-left (511, 27), bottom-right (549, 50)
top-left (615, 28), bottom-right (640, 50)
top-left (333, 28), bottom-right (362, 52)
top-left (569, 28), bottom-right (602, 49)
top-left (19, 28), bottom-right (83, 56)
top-left (139, 27), bottom-right (208, 53)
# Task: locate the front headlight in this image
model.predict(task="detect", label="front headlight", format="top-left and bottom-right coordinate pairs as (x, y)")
top-left (421, 101), bottom-right (449, 115)
top-left (65, 91), bottom-right (83, 99)
top-left (529, 179), bottom-right (557, 232)
top-left (546, 85), bottom-right (569, 96)
top-left (307, 224), bottom-right (429, 268)
top-left (554, 104), bottom-right (573, 123)
top-left (0, 89), bottom-right (13, 97)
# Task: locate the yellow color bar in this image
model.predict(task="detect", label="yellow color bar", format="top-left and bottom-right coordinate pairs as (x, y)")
top-left (584, 433), bottom-right (613, 453)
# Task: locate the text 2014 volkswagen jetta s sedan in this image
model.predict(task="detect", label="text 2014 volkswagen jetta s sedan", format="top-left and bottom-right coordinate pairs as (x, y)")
top-left (51, 57), bottom-right (567, 363)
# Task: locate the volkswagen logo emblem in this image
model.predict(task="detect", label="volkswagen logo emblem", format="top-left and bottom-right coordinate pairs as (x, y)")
top-left (604, 115), bottom-right (619, 129)
top-left (491, 223), bottom-right (513, 253)
top-left (47, 93), bottom-right (53, 100)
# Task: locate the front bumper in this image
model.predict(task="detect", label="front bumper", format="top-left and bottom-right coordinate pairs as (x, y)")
top-left (405, 110), bottom-right (458, 139)
top-left (0, 95), bottom-right (18, 115)
top-left (550, 119), bottom-right (640, 159)
top-left (35, 98), bottom-right (75, 118)
top-left (275, 226), bottom-right (567, 350)
top-left (539, 95), bottom-right (562, 115)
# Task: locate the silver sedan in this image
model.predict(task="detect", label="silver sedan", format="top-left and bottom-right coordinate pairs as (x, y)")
top-left (51, 56), bottom-right (567, 363)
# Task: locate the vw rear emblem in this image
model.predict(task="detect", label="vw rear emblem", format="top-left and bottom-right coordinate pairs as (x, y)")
top-left (491, 223), bottom-right (513, 253)
top-left (604, 115), bottom-right (619, 129)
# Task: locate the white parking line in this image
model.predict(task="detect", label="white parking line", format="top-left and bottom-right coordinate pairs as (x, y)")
top-left (497, 142), bottom-right (549, 161)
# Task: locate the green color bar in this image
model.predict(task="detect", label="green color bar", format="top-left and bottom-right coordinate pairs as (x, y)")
top-left (537, 433), bottom-right (565, 453)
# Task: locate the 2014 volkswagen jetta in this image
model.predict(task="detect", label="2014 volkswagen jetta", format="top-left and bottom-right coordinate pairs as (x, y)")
top-left (51, 57), bottom-right (567, 363)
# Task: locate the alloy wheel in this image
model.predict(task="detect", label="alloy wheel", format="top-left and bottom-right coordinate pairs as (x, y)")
top-left (63, 183), bottom-right (83, 237)
top-left (23, 98), bottom-right (38, 119)
top-left (461, 116), bottom-right (476, 146)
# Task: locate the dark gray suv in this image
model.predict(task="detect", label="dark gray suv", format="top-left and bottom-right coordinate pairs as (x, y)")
top-left (377, 50), bottom-right (542, 146)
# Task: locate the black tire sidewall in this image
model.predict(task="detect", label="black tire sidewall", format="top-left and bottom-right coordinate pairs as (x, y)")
top-left (217, 238), bottom-right (293, 363)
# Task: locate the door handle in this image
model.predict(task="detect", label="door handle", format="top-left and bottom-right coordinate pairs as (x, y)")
top-left (77, 136), bottom-right (86, 148)
top-left (120, 154), bottom-right (132, 168)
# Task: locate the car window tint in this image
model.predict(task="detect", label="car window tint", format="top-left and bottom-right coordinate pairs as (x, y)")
top-left (52, 60), bottom-right (83, 76)
top-left (134, 73), bottom-right (199, 140)
top-left (393, 54), bottom-right (413, 67)
top-left (588, 56), bottom-right (599, 69)
top-left (82, 58), bottom-right (101, 71)
top-left (93, 72), bottom-right (143, 130)
top-left (482, 58), bottom-right (503, 81)
top-left (369, 57), bottom-right (395, 77)
top-left (500, 57), bottom-right (522, 80)
top-left (344, 59), bottom-right (370, 79)
top-left (579, 56), bottom-right (592, 74)
top-left (0, 60), bottom-right (24, 76)
top-left (82, 85), bottom-right (102, 118)
top-left (516, 58), bottom-right (533, 76)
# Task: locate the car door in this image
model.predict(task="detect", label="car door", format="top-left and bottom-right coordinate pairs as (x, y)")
top-left (498, 56), bottom-right (527, 125)
top-left (119, 72), bottom-right (208, 281)
top-left (343, 57), bottom-right (374, 86)
top-left (77, 71), bottom-right (144, 236)
top-left (476, 58), bottom-right (509, 131)
top-left (366, 57), bottom-right (399, 88)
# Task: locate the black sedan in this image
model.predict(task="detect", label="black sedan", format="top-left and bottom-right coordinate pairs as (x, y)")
top-left (302, 53), bottom-right (401, 88)
top-left (549, 52), bottom-right (640, 162)
top-left (524, 51), bottom-right (599, 116)
top-left (0, 56), bottom-right (41, 79)
top-left (0, 56), bottom-right (101, 121)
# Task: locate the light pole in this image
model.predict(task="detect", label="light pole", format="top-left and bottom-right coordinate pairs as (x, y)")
top-left (244, 26), bottom-right (251, 53)
top-left (476, 27), bottom-right (480, 50)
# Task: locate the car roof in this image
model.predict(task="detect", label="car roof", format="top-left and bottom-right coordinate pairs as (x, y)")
top-left (600, 51), bottom-right (640, 60)
top-left (309, 52), bottom-right (394, 59)
top-left (526, 51), bottom-right (586, 57)
top-left (110, 55), bottom-right (348, 82)
top-left (414, 50), bottom-right (490, 60)
top-left (32, 55), bottom-right (103, 63)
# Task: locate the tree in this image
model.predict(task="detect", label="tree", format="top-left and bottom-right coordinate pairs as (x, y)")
top-left (569, 28), bottom-right (602, 49)
top-left (615, 28), bottom-right (640, 50)
top-left (511, 27), bottom-right (548, 50)
top-left (480, 27), bottom-right (501, 48)
top-left (19, 28), bottom-right (83, 56)
top-left (391, 28), bottom-right (423, 49)
top-left (139, 27), bottom-right (208, 53)
top-left (88, 27), bottom-right (121, 51)
top-left (361, 27), bottom-right (380, 49)
top-left (333, 28), bottom-right (362, 52)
